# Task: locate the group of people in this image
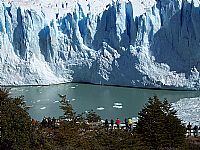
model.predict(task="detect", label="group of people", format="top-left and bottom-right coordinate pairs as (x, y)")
top-left (41, 116), bottom-right (57, 128)
top-left (186, 122), bottom-right (200, 137)
top-left (104, 118), bottom-right (134, 130)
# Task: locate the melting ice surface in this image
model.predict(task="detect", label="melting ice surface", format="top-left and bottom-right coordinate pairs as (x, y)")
top-left (9, 83), bottom-right (200, 124)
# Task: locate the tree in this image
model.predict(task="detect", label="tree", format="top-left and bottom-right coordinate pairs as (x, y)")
top-left (0, 88), bottom-right (32, 150)
top-left (59, 94), bottom-right (101, 123)
top-left (135, 96), bottom-right (186, 149)
top-left (85, 109), bottom-right (101, 123)
top-left (59, 94), bottom-right (76, 121)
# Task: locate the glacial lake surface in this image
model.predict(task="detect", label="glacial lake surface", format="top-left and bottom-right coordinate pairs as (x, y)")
top-left (9, 83), bottom-right (200, 121)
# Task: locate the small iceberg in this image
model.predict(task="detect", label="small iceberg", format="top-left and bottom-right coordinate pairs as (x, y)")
top-left (113, 105), bottom-right (123, 109)
top-left (71, 87), bottom-right (76, 89)
top-left (71, 98), bottom-right (76, 101)
top-left (26, 105), bottom-right (33, 108)
top-left (113, 102), bottom-right (123, 108)
top-left (40, 107), bottom-right (46, 110)
top-left (114, 102), bottom-right (122, 106)
top-left (53, 100), bottom-right (59, 103)
top-left (36, 100), bottom-right (41, 102)
top-left (97, 107), bottom-right (105, 110)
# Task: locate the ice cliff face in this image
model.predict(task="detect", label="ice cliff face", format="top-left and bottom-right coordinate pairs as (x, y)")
top-left (1, 0), bottom-right (200, 89)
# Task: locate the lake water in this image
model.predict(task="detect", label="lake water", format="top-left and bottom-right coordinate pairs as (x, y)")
top-left (9, 83), bottom-right (200, 122)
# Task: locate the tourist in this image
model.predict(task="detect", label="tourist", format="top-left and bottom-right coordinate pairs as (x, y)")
top-left (187, 122), bottom-right (192, 136)
top-left (110, 119), bottom-right (114, 129)
top-left (193, 125), bottom-right (198, 137)
top-left (31, 119), bottom-right (36, 127)
top-left (41, 116), bottom-right (48, 128)
top-left (104, 119), bottom-right (109, 130)
top-left (115, 118), bottom-right (121, 129)
top-left (47, 117), bottom-right (52, 128)
top-left (128, 118), bottom-right (132, 131)
top-left (52, 117), bottom-right (56, 128)
top-left (124, 118), bottom-right (128, 130)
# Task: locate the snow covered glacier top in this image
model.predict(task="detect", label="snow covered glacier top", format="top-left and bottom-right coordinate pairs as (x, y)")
top-left (1, 0), bottom-right (200, 89)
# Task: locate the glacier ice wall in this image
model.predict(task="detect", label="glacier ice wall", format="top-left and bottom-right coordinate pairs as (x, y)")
top-left (1, 0), bottom-right (200, 89)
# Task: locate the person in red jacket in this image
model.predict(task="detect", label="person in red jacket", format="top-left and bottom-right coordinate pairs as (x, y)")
top-left (115, 118), bottom-right (121, 129)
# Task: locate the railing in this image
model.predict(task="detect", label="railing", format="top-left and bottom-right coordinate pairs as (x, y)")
top-left (36, 118), bottom-right (200, 137)
top-left (186, 129), bottom-right (200, 137)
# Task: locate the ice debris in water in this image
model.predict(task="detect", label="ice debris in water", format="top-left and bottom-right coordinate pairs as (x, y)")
top-left (113, 102), bottom-right (123, 109)
top-left (113, 105), bottom-right (123, 109)
top-left (40, 107), bottom-right (46, 110)
top-left (97, 107), bottom-right (105, 110)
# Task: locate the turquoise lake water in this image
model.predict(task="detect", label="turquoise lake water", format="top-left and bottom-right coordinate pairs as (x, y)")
top-left (9, 83), bottom-right (200, 121)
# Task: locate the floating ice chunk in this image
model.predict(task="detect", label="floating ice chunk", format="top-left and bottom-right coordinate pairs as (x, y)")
top-left (114, 102), bottom-right (122, 106)
top-left (97, 107), bottom-right (104, 110)
top-left (26, 105), bottom-right (33, 108)
top-left (71, 87), bottom-right (76, 89)
top-left (53, 100), bottom-right (59, 103)
top-left (71, 98), bottom-right (76, 101)
top-left (10, 88), bottom-right (16, 91)
top-left (40, 107), bottom-right (46, 110)
top-left (113, 102), bottom-right (123, 108)
top-left (36, 100), bottom-right (41, 102)
top-left (113, 105), bottom-right (123, 109)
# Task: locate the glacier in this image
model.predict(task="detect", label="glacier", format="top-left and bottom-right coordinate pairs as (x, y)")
top-left (0, 0), bottom-right (200, 89)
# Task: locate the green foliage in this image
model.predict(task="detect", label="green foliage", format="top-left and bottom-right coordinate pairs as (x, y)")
top-left (0, 88), bottom-right (32, 150)
top-left (55, 94), bottom-right (146, 149)
top-left (59, 94), bottom-right (101, 123)
top-left (0, 90), bottom-right (190, 150)
top-left (90, 129), bottom-right (148, 150)
top-left (59, 94), bottom-right (76, 121)
top-left (135, 96), bottom-right (186, 149)
top-left (85, 109), bottom-right (101, 123)
top-left (30, 127), bottom-right (55, 150)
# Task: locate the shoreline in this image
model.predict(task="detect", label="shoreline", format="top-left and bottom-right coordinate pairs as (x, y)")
top-left (0, 81), bottom-right (195, 91)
